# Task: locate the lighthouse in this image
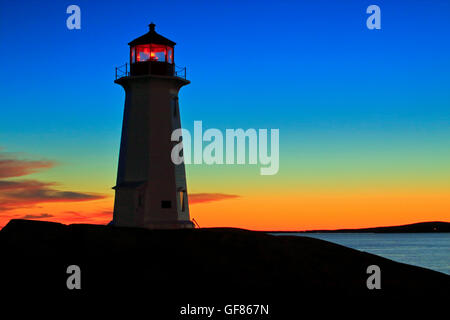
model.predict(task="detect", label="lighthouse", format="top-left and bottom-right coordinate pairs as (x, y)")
top-left (112, 23), bottom-right (194, 229)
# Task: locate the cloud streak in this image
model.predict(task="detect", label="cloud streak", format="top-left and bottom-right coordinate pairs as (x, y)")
top-left (0, 186), bottom-right (105, 211)
top-left (20, 213), bottom-right (54, 219)
top-left (0, 153), bottom-right (55, 178)
top-left (0, 180), bottom-right (54, 190)
top-left (189, 193), bottom-right (240, 204)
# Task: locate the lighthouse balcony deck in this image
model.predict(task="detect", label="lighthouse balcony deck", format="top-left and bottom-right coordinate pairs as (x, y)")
top-left (115, 63), bottom-right (187, 80)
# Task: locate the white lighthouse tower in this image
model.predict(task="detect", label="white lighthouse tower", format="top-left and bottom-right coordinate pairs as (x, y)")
top-left (112, 23), bottom-right (194, 229)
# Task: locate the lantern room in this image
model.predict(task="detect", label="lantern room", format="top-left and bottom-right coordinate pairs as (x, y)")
top-left (128, 23), bottom-right (176, 77)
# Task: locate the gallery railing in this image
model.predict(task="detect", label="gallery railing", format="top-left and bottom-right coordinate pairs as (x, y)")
top-left (115, 63), bottom-right (129, 80)
top-left (115, 63), bottom-right (187, 80)
top-left (174, 65), bottom-right (187, 80)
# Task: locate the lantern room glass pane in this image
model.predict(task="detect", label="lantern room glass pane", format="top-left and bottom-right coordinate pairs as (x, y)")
top-left (151, 45), bottom-right (166, 62)
top-left (167, 47), bottom-right (173, 64)
top-left (132, 44), bottom-right (174, 63)
top-left (136, 45), bottom-right (150, 62)
top-left (131, 47), bottom-right (136, 63)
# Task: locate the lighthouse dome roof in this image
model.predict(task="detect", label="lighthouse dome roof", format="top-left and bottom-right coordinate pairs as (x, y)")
top-left (128, 23), bottom-right (176, 47)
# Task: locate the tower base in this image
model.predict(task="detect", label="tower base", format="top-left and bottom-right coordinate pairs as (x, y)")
top-left (143, 220), bottom-right (195, 230)
top-left (109, 220), bottom-right (195, 230)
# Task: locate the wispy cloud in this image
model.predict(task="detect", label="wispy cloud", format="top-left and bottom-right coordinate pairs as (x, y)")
top-left (0, 179), bottom-right (54, 190)
top-left (57, 210), bottom-right (112, 223)
top-left (189, 193), bottom-right (240, 204)
top-left (20, 213), bottom-right (54, 219)
top-left (0, 186), bottom-right (105, 211)
top-left (0, 152), bottom-right (55, 178)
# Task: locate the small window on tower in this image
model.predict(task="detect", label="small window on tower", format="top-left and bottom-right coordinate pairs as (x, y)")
top-left (179, 190), bottom-right (185, 212)
top-left (161, 200), bottom-right (171, 208)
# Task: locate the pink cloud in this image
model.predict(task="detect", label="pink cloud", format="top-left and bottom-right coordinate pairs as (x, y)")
top-left (189, 193), bottom-right (240, 204)
top-left (0, 155), bottom-right (55, 178)
top-left (20, 213), bottom-right (54, 219)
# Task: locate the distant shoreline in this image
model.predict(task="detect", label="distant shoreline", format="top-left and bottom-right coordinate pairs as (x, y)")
top-left (264, 221), bottom-right (450, 233)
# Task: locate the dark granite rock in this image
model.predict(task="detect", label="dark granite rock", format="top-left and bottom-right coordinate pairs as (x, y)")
top-left (0, 219), bottom-right (448, 314)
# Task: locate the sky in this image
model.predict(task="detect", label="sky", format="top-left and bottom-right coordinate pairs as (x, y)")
top-left (0, 0), bottom-right (449, 230)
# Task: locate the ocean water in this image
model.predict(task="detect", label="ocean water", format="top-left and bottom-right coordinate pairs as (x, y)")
top-left (272, 233), bottom-right (450, 275)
